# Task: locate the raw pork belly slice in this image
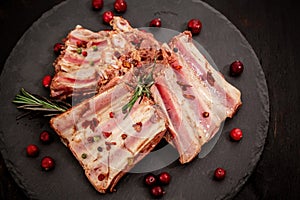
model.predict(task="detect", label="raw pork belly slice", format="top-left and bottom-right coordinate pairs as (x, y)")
top-left (50, 17), bottom-right (161, 99)
top-left (50, 78), bottom-right (167, 193)
top-left (152, 33), bottom-right (242, 164)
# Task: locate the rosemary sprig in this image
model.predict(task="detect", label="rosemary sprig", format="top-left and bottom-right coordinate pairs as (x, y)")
top-left (13, 88), bottom-right (71, 118)
top-left (122, 59), bottom-right (156, 118)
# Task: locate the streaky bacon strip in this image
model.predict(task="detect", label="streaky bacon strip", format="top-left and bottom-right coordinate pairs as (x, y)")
top-left (169, 32), bottom-right (242, 119)
top-left (50, 72), bottom-right (168, 193)
top-left (150, 38), bottom-right (242, 164)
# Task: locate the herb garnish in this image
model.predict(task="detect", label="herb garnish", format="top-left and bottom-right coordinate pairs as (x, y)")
top-left (13, 88), bottom-right (71, 118)
top-left (122, 59), bottom-right (156, 118)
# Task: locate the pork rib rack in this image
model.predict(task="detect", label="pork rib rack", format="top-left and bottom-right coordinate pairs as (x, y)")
top-left (50, 17), bottom-right (160, 99)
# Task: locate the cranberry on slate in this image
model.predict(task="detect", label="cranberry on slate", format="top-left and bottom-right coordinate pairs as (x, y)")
top-left (149, 18), bottom-right (162, 27)
top-left (230, 128), bottom-right (243, 141)
top-left (230, 60), bottom-right (244, 76)
top-left (144, 173), bottom-right (157, 187)
top-left (158, 172), bottom-right (171, 185)
top-left (102, 11), bottom-right (114, 24)
top-left (53, 43), bottom-right (63, 55)
top-left (187, 19), bottom-right (202, 35)
top-left (40, 131), bottom-right (52, 144)
top-left (92, 0), bottom-right (103, 10)
top-left (114, 0), bottom-right (127, 13)
top-left (26, 144), bottom-right (39, 157)
top-left (41, 156), bottom-right (55, 171)
top-left (150, 185), bottom-right (165, 198)
top-left (42, 75), bottom-right (52, 88)
top-left (214, 167), bottom-right (226, 180)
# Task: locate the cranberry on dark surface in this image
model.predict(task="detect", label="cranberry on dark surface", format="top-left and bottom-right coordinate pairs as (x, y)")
top-left (214, 167), bottom-right (226, 180)
top-left (150, 185), bottom-right (165, 198)
top-left (230, 128), bottom-right (243, 141)
top-left (53, 42), bottom-right (63, 55)
top-left (41, 156), bottom-right (55, 171)
top-left (144, 173), bottom-right (157, 187)
top-left (102, 11), bottom-right (114, 24)
top-left (149, 18), bottom-right (162, 27)
top-left (42, 75), bottom-right (52, 88)
top-left (158, 172), bottom-right (171, 185)
top-left (92, 0), bottom-right (103, 10)
top-left (26, 144), bottom-right (39, 157)
top-left (39, 131), bottom-right (52, 144)
top-left (187, 19), bottom-right (202, 35)
top-left (230, 60), bottom-right (244, 76)
top-left (114, 0), bottom-right (127, 13)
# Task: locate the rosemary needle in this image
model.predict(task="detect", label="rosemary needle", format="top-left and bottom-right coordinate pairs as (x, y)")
top-left (13, 88), bottom-right (70, 117)
top-left (122, 59), bottom-right (156, 119)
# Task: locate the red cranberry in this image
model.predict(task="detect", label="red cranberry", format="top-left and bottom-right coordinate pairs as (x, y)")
top-left (102, 11), bottom-right (114, 24)
top-left (187, 19), bottom-right (202, 35)
top-left (214, 167), bottom-right (226, 180)
top-left (76, 40), bottom-right (86, 48)
top-left (230, 128), bottom-right (243, 141)
top-left (92, 0), bottom-right (103, 10)
top-left (42, 75), bottom-right (52, 88)
top-left (230, 60), bottom-right (244, 76)
top-left (40, 131), bottom-right (52, 144)
top-left (158, 172), bottom-right (171, 185)
top-left (41, 156), bottom-right (55, 171)
top-left (150, 185), bottom-right (165, 198)
top-left (114, 0), bottom-right (127, 13)
top-left (109, 112), bottom-right (115, 118)
top-left (82, 51), bottom-right (88, 57)
top-left (149, 18), bottom-right (162, 27)
top-left (53, 43), bottom-right (63, 55)
top-left (26, 144), bottom-right (39, 157)
top-left (144, 173), bottom-right (157, 187)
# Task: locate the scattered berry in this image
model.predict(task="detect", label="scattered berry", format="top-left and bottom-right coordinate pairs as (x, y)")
top-left (76, 41), bottom-right (84, 48)
top-left (53, 43), bottom-right (63, 55)
top-left (187, 19), bottom-right (202, 35)
top-left (214, 167), bottom-right (226, 180)
top-left (92, 0), bottom-right (103, 10)
top-left (144, 173), bottom-right (157, 187)
top-left (150, 185), bottom-right (165, 198)
top-left (39, 131), bottom-right (52, 144)
top-left (109, 112), bottom-right (115, 118)
top-left (114, 0), bottom-right (127, 13)
top-left (82, 51), bottom-right (88, 57)
top-left (81, 153), bottom-right (87, 159)
top-left (158, 172), bottom-right (171, 185)
top-left (26, 144), bottom-right (39, 157)
top-left (42, 75), bottom-right (52, 88)
top-left (41, 156), bottom-right (55, 171)
top-left (102, 11), bottom-right (114, 24)
top-left (149, 18), bottom-right (162, 27)
top-left (202, 111), bottom-right (209, 118)
top-left (230, 128), bottom-right (243, 141)
top-left (230, 60), bottom-right (244, 76)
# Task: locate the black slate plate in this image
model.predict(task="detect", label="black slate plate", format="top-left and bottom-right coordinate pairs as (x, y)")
top-left (0, 0), bottom-right (269, 199)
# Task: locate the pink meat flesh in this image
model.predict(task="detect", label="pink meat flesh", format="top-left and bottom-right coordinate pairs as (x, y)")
top-left (50, 72), bottom-right (167, 193)
top-left (150, 35), bottom-right (242, 164)
top-left (49, 19), bottom-right (242, 193)
top-left (50, 17), bottom-right (161, 99)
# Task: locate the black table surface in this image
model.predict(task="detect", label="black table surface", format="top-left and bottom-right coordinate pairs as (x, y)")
top-left (0, 0), bottom-right (299, 199)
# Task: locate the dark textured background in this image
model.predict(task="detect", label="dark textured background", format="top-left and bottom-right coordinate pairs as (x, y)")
top-left (0, 0), bottom-right (299, 199)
